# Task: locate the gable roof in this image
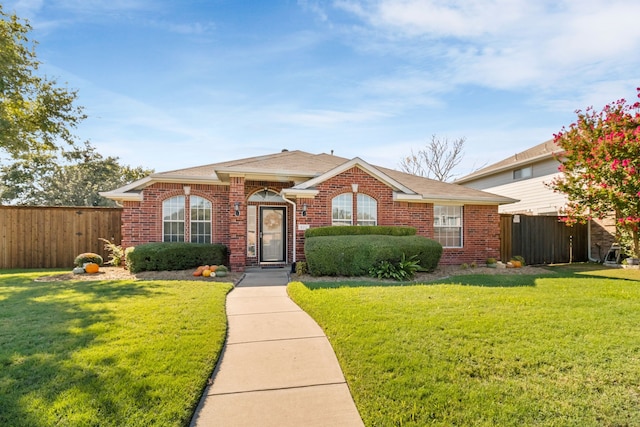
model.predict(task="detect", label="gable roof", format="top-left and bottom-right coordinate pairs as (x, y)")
top-left (455, 139), bottom-right (563, 184)
top-left (101, 149), bottom-right (516, 205)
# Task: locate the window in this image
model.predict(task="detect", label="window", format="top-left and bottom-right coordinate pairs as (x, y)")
top-left (356, 194), bottom-right (377, 226)
top-left (434, 205), bottom-right (462, 247)
top-left (513, 166), bottom-right (532, 180)
top-left (163, 196), bottom-right (185, 242)
top-left (190, 196), bottom-right (212, 243)
top-left (332, 194), bottom-right (353, 225)
top-left (247, 205), bottom-right (257, 257)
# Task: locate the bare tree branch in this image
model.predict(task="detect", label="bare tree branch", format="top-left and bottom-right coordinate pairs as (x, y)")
top-left (399, 135), bottom-right (466, 181)
top-left (398, 148), bottom-right (426, 177)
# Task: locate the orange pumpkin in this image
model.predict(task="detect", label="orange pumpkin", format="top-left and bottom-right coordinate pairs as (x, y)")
top-left (202, 269), bottom-right (211, 277)
top-left (85, 263), bottom-right (100, 274)
top-left (210, 265), bottom-right (218, 272)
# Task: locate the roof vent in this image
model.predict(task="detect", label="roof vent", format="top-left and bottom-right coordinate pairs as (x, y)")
top-left (282, 149), bottom-right (289, 152)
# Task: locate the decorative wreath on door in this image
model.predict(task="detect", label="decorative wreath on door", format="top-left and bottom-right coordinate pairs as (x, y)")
top-left (264, 211), bottom-right (282, 230)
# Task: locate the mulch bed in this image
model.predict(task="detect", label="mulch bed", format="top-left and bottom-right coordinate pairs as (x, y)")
top-left (35, 264), bottom-right (547, 284)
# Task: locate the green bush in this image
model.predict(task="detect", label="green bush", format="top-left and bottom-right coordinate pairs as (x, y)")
top-left (125, 242), bottom-right (229, 273)
top-left (304, 225), bottom-right (416, 238)
top-left (74, 252), bottom-right (103, 267)
top-left (304, 235), bottom-right (442, 276)
top-left (369, 254), bottom-right (421, 280)
top-left (295, 261), bottom-right (308, 275)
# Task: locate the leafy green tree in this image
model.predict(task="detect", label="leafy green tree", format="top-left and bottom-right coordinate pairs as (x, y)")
top-left (0, 5), bottom-right (85, 156)
top-left (0, 6), bottom-right (152, 206)
top-left (551, 89), bottom-right (640, 258)
top-left (1, 143), bottom-right (153, 206)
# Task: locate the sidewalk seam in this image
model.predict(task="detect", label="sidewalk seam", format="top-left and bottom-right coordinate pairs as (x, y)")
top-left (207, 381), bottom-right (348, 397)
top-left (228, 309), bottom-right (301, 316)
top-left (227, 335), bottom-right (326, 345)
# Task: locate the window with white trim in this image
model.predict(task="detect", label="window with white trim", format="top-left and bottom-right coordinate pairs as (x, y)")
top-left (356, 194), bottom-right (377, 226)
top-left (190, 196), bottom-right (212, 243)
top-left (332, 194), bottom-right (352, 225)
top-left (513, 166), bottom-right (532, 180)
top-left (434, 205), bottom-right (462, 247)
top-left (163, 196), bottom-right (185, 242)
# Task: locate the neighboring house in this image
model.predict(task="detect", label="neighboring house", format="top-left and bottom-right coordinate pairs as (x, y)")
top-left (102, 150), bottom-right (516, 271)
top-left (455, 139), bottom-right (567, 215)
top-left (456, 140), bottom-right (616, 262)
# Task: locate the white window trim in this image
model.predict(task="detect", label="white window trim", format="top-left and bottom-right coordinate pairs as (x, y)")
top-left (162, 195), bottom-right (185, 242)
top-left (190, 195), bottom-right (212, 243)
top-left (434, 205), bottom-right (463, 248)
top-left (332, 193), bottom-right (353, 226)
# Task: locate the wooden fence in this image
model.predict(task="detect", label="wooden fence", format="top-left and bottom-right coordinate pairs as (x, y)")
top-left (0, 206), bottom-right (122, 269)
top-left (500, 214), bottom-right (588, 265)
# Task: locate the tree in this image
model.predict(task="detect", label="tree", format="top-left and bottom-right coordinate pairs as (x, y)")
top-left (0, 7), bottom-right (152, 207)
top-left (0, 142), bottom-right (153, 206)
top-left (551, 89), bottom-right (640, 258)
top-left (399, 135), bottom-right (466, 181)
top-left (0, 5), bottom-right (85, 156)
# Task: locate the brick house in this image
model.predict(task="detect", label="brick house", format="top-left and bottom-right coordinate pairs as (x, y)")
top-left (102, 150), bottom-right (516, 271)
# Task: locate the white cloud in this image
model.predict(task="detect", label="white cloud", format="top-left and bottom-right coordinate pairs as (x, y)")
top-left (331, 0), bottom-right (640, 96)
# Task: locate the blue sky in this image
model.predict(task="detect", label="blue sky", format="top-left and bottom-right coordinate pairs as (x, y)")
top-left (5, 0), bottom-right (640, 178)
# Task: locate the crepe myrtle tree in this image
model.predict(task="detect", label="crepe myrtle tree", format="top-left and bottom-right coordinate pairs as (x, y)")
top-left (550, 89), bottom-right (640, 258)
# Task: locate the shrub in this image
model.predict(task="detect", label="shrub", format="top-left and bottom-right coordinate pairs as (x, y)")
top-left (125, 242), bottom-right (229, 273)
top-left (305, 225), bottom-right (416, 238)
top-left (99, 238), bottom-right (125, 266)
top-left (295, 261), bottom-right (308, 275)
top-left (74, 252), bottom-right (103, 267)
top-left (486, 257), bottom-right (497, 264)
top-left (369, 254), bottom-right (421, 281)
top-left (304, 235), bottom-right (442, 276)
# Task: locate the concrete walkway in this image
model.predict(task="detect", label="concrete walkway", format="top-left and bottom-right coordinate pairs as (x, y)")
top-left (190, 268), bottom-right (364, 427)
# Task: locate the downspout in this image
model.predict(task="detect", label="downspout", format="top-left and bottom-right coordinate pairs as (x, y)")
top-left (283, 196), bottom-right (297, 264)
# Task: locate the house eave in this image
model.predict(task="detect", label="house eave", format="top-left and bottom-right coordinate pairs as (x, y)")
top-left (99, 190), bottom-right (143, 202)
top-left (456, 151), bottom-right (565, 184)
top-left (393, 192), bottom-right (519, 205)
top-left (280, 188), bottom-right (320, 199)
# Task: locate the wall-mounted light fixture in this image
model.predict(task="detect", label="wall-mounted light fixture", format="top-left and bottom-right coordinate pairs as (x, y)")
top-left (183, 185), bottom-right (191, 195)
top-left (351, 183), bottom-right (359, 193)
top-left (301, 203), bottom-right (308, 217)
top-left (233, 201), bottom-right (241, 216)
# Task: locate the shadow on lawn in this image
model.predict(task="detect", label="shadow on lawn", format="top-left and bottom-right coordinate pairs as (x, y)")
top-left (0, 275), bottom-right (159, 427)
top-left (301, 274), bottom-right (544, 289)
top-left (301, 263), bottom-right (640, 290)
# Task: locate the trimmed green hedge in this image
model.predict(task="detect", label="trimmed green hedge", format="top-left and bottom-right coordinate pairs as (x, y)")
top-left (125, 242), bottom-right (228, 273)
top-left (305, 225), bottom-right (416, 238)
top-left (304, 235), bottom-right (442, 277)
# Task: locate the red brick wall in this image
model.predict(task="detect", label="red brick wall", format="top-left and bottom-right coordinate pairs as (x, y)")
top-left (120, 182), bottom-right (230, 250)
top-left (439, 205), bottom-right (501, 265)
top-left (121, 169), bottom-right (501, 269)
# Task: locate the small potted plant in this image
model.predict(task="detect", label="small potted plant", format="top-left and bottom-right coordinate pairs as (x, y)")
top-left (486, 257), bottom-right (497, 268)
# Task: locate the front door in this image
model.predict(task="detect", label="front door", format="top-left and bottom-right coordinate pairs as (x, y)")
top-left (259, 207), bottom-right (286, 263)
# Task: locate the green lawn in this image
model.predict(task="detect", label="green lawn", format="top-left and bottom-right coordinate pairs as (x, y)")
top-left (0, 270), bottom-right (232, 427)
top-left (288, 265), bottom-right (640, 426)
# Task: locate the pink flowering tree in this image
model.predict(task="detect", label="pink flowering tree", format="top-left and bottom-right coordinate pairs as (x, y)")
top-left (551, 89), bottom-right (640, 258)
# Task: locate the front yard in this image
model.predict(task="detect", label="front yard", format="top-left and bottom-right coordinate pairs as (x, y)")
top-left (0, 271), bottom-right (232, 427)
top-left (288, 264), bottom-right (640, 426)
